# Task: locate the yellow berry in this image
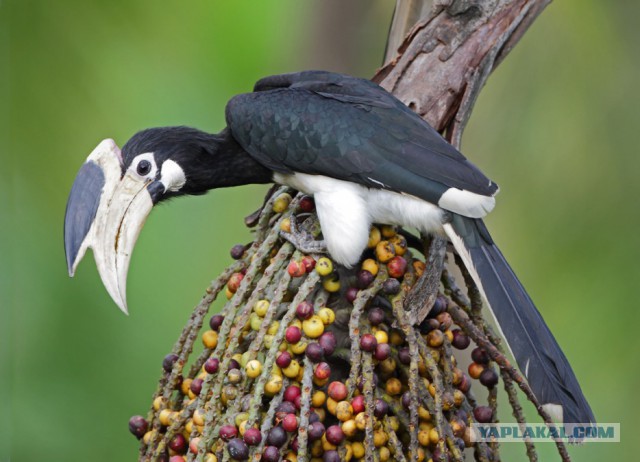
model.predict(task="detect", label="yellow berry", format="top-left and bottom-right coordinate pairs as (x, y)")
top-left (280, 217), bottom-right (292, 233)
top-left (311, 390), bottom-right (326, 407)
top-left (202, 330), bottom-right (218, 349)
top-left (385, 377), bottom-right (402, 395)
top-left (180, 379), bottom-right (193, 396)
top-left (389, 234), bottom-right (407, 256)
top-left (326, 397), bottom-right (338, 415)
top-left (282, 359), bottom-right (301, 378)
top-left (153, 396), bottom-right (165, 411)
top-left (272, 192), bottom-right (292, 213)
top-left (264, 375), bottom-right (283, 396)
top-left (367, 227), bottom-right (381, 248)
top-left (381, 225), bottom-right (397, 238)
top-left (249, 313), bottom-right (262, 331)
top-left (361, 258), bottom-right (379, 276)
top-left (335, 401), bottom-right (354, 422)
top-left (373, 428), bottom-right (388, 447)
top-left (375, 240), bottom-right (396, 262)
top-left (429, 427), bottom-right (440, 444)
top-left (290, 340), bottom-right (308, 355)
top-left (254, 299), bottom-right (270, 317)
top-left (418, 429), bottom-right (430, 446)
top-left (193, 409), bottom-right (205, 426)
top-left (315, 257), bottom-right (334, 276)
top-left (322, 274), bottom-right (341, 292)
top-left (245, 360), bottom-right (262, 378)
top-left (235, 412), bottom-right (249, 428)
top-left (374, 330), bottom-right (389, 344)
top-left (159, 409), bottom-right (174, 426)
top-left (302, 315), bottom-right (325, 338)
top-left (352, 441), bottom-right (365, 458)
top-left (267, 321), bottom-right (280, 336)
top-left (317, 307), bottom-right (335, 325)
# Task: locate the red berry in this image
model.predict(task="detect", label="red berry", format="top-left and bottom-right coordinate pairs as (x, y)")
top-left (283, 385), bottom-right (301, 403)
top-left (314, 362), bottom-right (331, 380)
top-left (301, 255), bottom-right (316, 272)
top-left (387, 256), bottom-right (408, 278)
top-left (296, 301), bottom-right (314, 320)
top-left (219, 424), bottom-right (238, 441)
top-left (276, 351), bottom-right (292, 369)
top-left (282, 413), bottom-right (298, 432)
top-left (168, 434), bottom-right (187, 454)
top-left (359, 333), bottom-right (378, 352)
top-left (228, 272), bottom-right (244, 292)
top-left (204, 357), bottom-right (220, 374)
top-left (351, 395), bottom-right (365, 414)
top-left (243, 427), bottom-right (262, 446)
top-left (299, 195), bottom-right (315, 212)
top-left (285, 326), bottom-right (302, 344)
top-left (458, 374), bottom-right (471, 393)
top-left (287, 260), bottom-right (306, 277)
top-left (327, 381), bottom-right (348, 401)
top-left (325, 425), bottom-right (345, 445)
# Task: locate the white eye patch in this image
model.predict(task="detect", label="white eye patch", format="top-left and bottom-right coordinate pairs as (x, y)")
top-left (160, 159), bottom-right (186, 192)
top-left (130, 153), bottom-right (158, 180)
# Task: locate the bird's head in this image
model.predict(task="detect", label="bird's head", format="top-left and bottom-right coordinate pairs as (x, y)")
top-left (63, 127), bottom-right (221, 314)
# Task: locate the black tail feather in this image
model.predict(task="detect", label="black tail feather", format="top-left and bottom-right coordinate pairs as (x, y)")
top-left (444, 216), bottom-right (594, 424)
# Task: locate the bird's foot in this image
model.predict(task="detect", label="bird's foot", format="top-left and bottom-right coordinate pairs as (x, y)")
top-left (280, 215), bottom-right (327, 255)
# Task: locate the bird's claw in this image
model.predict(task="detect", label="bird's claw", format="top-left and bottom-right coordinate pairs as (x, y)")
top-left (280, 216), bottom-right (327, 255)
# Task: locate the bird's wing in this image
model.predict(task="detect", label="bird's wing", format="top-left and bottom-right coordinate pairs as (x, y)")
top-left (226, 74), bottom-right (498, 212)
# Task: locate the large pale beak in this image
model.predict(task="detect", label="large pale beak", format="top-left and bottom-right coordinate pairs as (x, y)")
top-left (64, 139), bottom-right (157, 314)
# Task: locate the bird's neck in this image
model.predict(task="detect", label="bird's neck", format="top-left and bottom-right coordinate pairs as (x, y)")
top-left (201, 128), bottom-right (273, 189)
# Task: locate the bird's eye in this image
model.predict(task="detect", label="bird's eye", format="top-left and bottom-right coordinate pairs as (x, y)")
top-left (137, 160), bottom-right (151, 176)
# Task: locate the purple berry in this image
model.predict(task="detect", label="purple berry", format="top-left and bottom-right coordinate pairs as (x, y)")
top-left (128, 415), bottom-right (148, 439)
top-left (227, 438), bottom-right (249, 460)
top-left (162, 354), bottom-right (179, 373)
top-left (305, 342), bottom-right (324, 362)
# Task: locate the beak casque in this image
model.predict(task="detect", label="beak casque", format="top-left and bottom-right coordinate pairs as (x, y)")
top-left (64, 139), bottom-right (155, 314)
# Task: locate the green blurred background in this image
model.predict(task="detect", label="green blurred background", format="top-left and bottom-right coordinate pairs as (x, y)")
top-left (2, 1), bottom-right (637, 460)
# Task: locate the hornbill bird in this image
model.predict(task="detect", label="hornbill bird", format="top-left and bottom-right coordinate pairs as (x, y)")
top-left (64, 70), bottom-right (594, 425)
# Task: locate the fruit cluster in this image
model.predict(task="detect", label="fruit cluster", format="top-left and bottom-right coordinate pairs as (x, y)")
top-left (131, 189), bottom-right (519, 462)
